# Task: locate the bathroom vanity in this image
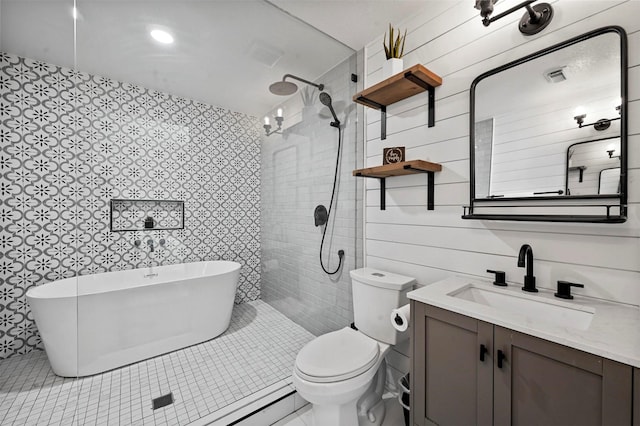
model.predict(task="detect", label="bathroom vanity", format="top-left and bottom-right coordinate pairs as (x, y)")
top-left (407, 276), bottom-right (640, 426)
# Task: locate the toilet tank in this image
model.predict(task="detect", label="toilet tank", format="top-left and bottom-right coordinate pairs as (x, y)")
top-left (350, 268), bottom-right (416, 345)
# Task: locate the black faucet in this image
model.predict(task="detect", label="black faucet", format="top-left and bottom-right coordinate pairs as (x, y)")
top-left (517, 244), bottom-right (538, 292)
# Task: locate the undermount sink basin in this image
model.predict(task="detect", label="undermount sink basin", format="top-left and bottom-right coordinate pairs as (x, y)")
top-left (448, 284), bottom-right (595, 330)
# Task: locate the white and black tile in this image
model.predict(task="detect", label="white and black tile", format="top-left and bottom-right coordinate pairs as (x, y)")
top-left (0, 52), bottom-right (262, 359)
top-left (0, 300), bottom-right (315, 426)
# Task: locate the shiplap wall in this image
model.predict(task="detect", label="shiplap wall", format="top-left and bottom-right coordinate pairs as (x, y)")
top-left (362, 0), bottom-right (640, 312)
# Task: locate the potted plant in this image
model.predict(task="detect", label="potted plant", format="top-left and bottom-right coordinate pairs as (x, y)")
top-left (383, 24), bottom-right (407, 78)
top-left (300, 86), bottom-right (316, 121)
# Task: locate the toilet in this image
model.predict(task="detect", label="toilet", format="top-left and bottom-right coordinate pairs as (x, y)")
top-left (293, 268), bottom-right (416, 426)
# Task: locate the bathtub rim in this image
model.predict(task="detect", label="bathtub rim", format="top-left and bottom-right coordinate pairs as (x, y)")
top-left (26, 260), bottom-right (241, 300)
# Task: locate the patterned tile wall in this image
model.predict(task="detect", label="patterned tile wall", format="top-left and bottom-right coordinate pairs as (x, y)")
top-left (0, 52), bottom-right (262, 359)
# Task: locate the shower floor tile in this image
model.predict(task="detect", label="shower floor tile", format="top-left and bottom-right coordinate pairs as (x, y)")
top-left (0, 300), bottom-right (313, 426)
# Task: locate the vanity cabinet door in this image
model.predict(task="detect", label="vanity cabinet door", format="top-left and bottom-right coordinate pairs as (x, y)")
top-left (493, 326), bottom-right (633, 426)
top-left (411, 302), bottom-right (492, 426)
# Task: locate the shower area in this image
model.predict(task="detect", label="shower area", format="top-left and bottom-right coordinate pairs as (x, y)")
top-left (0, 1), bottom-right (362, 425)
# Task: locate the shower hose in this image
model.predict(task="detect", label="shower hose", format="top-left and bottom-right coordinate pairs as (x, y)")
top-left (319, 125), bottom-right (345, 275)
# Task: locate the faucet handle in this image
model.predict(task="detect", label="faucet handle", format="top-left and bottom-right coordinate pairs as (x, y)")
top-left (134, 239), bottom-right (141, 248)
top-left (487, 269), bottom-right (507, 286)
top-left (555, 281), bottom-right (584, 299)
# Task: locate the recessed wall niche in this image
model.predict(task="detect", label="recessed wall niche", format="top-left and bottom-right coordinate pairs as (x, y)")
top-left (110, 199), bottom-right (185, 232)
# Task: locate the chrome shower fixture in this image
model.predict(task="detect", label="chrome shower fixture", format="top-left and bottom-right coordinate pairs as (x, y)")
top-left (269, 74), bottom-right (324, 96)
top-left (319, 92), bottom-right (340, 128)
top-left (475, 0), bottom-right (554, 35)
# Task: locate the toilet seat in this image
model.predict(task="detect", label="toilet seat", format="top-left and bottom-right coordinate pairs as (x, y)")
top-left (295, 328), bottom-right (380, 383)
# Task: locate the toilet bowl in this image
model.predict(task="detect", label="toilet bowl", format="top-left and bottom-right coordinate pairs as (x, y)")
top-left (292, 267), bottom-right (416, 426)
top-left (293, 327), bottom-right (390, 426)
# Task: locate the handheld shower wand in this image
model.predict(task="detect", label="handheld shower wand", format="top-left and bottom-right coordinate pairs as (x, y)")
top-left (319, 92), bottom-right (340, 128)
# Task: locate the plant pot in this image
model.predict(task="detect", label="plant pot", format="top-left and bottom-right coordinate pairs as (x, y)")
top-left (383, 58), bottom-right (404, 79)
top-left (302, 105), bottom-right (316, 122)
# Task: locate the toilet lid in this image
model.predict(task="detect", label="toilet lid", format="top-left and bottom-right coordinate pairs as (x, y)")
top-left (295, 328), bottom-right (380, 383)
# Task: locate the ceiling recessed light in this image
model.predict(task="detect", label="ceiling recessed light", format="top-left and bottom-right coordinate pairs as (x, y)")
top-left (150, 29), bottom-right (174, 44)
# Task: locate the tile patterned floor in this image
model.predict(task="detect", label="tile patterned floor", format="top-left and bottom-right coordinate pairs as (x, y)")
top-left (0, 301), bottom-right (314, 426)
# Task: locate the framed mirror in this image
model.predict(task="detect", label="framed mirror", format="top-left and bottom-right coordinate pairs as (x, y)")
top-left (566, 137), bottom-right (621, 196)
top-left (465, 26), bottom-right (627, 223)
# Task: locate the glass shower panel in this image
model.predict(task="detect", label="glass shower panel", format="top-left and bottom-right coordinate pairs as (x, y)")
top-left (70, 1), bottom-right (355, 424)
top-left (1, 0), bottom-right (82, 423)
top-left (260, 53), bottom-right (363, 337)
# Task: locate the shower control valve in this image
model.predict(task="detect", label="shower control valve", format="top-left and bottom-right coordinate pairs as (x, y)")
top-left (134, 239), bottom-right (142, 248)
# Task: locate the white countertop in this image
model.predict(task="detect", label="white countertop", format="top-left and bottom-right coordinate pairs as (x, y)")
top-left (408, 275), bottom-right (640, 368)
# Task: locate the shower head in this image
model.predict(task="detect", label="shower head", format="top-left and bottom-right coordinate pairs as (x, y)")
top-left (269, 74), bottom-right (324, 96)
top-left (269, 80), bottom-right (298, 96)
top-left (319, 92), bottom-right (340, 128)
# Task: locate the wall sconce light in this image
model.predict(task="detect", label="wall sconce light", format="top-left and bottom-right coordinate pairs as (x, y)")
top-left (573, 105), bottom-right (621, 131)
top-left (264, 108), bottom-right (283, 136)
top-left (607, 149), bottom-right (616, 158)
top-left (475, 0), bottom-right (554, 35)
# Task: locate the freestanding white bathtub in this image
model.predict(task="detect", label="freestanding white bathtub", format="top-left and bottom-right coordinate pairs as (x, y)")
top-left (26, 261), bottom-right (241, 377)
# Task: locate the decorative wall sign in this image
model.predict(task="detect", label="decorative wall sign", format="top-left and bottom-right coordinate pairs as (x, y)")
top-left (383, 146), bottom-right (406, 164)
top-left (110, 199), bottom-right (184, 232)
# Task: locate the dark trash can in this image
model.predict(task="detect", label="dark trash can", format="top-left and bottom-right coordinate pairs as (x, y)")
top-left (398, 373), bottom-right (410, 426)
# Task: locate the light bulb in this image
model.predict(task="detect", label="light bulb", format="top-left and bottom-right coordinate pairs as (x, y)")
top-left (264, 116), bottom-right (270, 125)
top-left (276, 108), bottom-right (283, 118)
top-left (150, 29), bottom-right (174, 44)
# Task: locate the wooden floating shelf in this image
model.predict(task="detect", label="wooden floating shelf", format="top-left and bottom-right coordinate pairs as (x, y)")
top-left (353, 64), bottom-right (442, 140)
top-left (353, 64), bottom-right (442, 107)
top-left (353, 160), bottom-right (442, 178)
top-left (353, 160), bottom-right (442, 211)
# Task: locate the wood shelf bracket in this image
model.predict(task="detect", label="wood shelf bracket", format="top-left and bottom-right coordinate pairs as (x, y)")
top-left (403, 164), bottom-right (436, 211)
top-left (569, 166), bottom-right (587, 182)
top-left (404, 72), bottom-right (436, 128)
top-left (354, 96), bottom-right (387, 140)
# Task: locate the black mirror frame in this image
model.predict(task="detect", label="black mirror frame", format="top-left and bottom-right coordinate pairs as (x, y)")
top-left (464, 26), bottom-right (628, 223)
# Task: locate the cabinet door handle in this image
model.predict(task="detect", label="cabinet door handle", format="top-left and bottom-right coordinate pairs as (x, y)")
top-left (497, 349), bottom-right (506, 369)
top-left (479, 344), bottom-right (488, 362)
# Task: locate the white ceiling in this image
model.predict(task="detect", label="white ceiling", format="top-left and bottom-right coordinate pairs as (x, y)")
top-left (271, 0), bottom-right (431, 51)
top-left (0, 0), bottom-right (429, 117)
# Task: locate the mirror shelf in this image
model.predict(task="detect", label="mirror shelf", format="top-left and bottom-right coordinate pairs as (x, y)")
top-left (464, 26), bottom-right (627, 223)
